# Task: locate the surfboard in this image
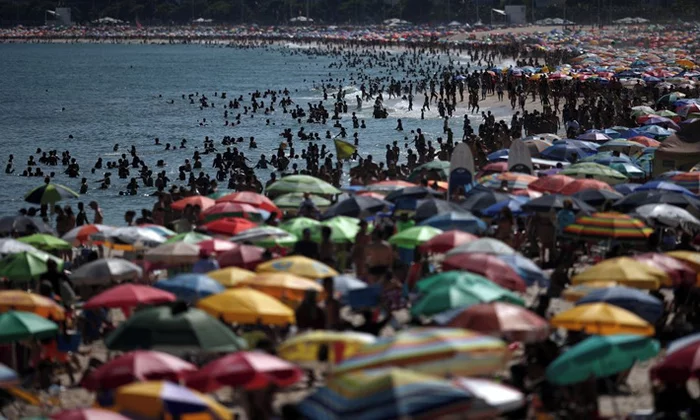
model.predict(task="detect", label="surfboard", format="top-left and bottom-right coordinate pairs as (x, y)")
top-left (508, 139), bottom-right (534, 174)
top-left (448, 142), bottom-right (475, 201)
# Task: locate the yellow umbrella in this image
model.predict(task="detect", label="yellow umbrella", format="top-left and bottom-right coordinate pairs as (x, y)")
top-left (666, 251), bottom-right (700, 272)
top-left (0, 291), bottom-right (65, 320)
top-left (550, 303), bottom-right (654, 336)
top-left (206, 267), bottom-right (255, 288)
top-left (572, 257), bottom-right (669, 290)
top-left (279, 331), bottom-right (378, 364)
top-left (562, 282), bottom-right (618, 302)
top-left (115, 381), bottom-right (231, 420)
top-left (196, 288), bottom-right (294, 326)
top-left (256, 255), bottom-right (338, 279)
top-left (240, 272), bottom-right (324, 304)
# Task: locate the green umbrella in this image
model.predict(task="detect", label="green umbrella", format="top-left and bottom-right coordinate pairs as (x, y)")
top-left (164, 232), bottom-right (212, 244)
top-left (630, 106), bottom-right (656, 117)
top-left (274, 193), bottom-right (332, 209)
top-left (267, 175), bottom-right (341, 195)
top-left (388, 226), bottom-right (442, 248)
top-left (0, 311), bottom-right (58, 343)
top-left (408, 161), bottom-right (450, 182)
top-left (279, 217), bottom-right (321, 238)
top-left (312, 216), bottom-right (368, 243)
top-left (105, 304), bottom-right (246, 353)
top-left (0, 251), bottom-right (63, 283)
top-left (560, 162), bottom-right (628, 185)
top-left (207, 190), bottom-right (234, 199)
top-left (17, 234), bottom-right (72, 251)
top-left (255, 233), bottom-right (298, 249)
top-left (546, 334), bottom-right (659, 386)
top-left (24, 183), bottom-right (79, 205)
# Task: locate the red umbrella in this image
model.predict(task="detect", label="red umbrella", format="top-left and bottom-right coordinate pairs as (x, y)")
top-left (476, 162), bottom-right (508, 179)
top-left (633, 253), bottom-right (696, 288)
top-left (81, 350), bottom-right (196, 391)
top-left (52, 408), bottom-right (130, 420)
top-left (445, 302), bottom-right (549, 343)
top-left (216, 191), bottom-right (281, 217)
top-left (217, 243), bottom-right (269, 270)
top-left (559, 178), bottom-right (614, 195)
top-left (442, 253), bottom-right (527, 292)
top-left (198, 238), bottom-right (236, 254)
top-left (528, 175), bottom-right (575, 193)
top-left (185, 351), bottom-right (302, 392)
top-left (651, 341), bottom-right (700, 383)
top-left (418, 230), bottom-right (478, 254)
top-left (200, 202), bottom-right (267, 222)
top-left (202, 217), bottom-right (257, 236)
top-left (83, 284), bottom-right (175, 310)
top-left (171, 195), bottom-right (216, 212)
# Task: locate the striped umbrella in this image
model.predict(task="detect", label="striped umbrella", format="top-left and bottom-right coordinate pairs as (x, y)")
top-left (333, 328), bottom-right (509, 377)
top-left (24, 183), bottom-right (79, 205)
top-left (564, 212), bottom-right (653, 242)
top-left (670, 172), bottom-right (700, 194)
top-left (478, 172), bottom-right (537, 191)
top-left (299, 368), bottom-right (496, 420)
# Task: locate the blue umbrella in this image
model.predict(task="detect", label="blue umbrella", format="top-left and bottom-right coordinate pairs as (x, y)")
top-left (636, 180), bottom-right (695, 196)
top-left (481, 196), bottom-right (529, 218)
top-left (617, 129), bottom-right (644, 139)
top-left (487, 149), bottom-right (509, 162)
top-left (614, 183), bottom-right (641, 195)
top-left (637, 125), bottom-right (674, 138)
top-left (0, 363), bottom-right (17, 387)
top-left (540, 144), bottom-right (589, 162)
top-left (319, 274), bottom-right (367, 297)
top-left (419, 211), bottom-right (487, 234)
top-left (655, 170), bottom-right (685, 180)
top-left (553, 139), bottom-right (599, 153)
top-left (154, 274), bottom-right (224, 303)
top-left (497, 254), bottom-right (549, 287)
top-left (576, 286), bottom-right (663, 323)
top-left (581, 151), bottom-right (632, 165)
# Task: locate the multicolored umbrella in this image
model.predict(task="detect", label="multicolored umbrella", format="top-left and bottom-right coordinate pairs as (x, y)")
top-left (633, 253), bottom-right (696, 288)
top-left (197, 238), bottom-right (236, 254)
top-left (418, 230), bottom-right (478, 254)
top-left (497, 254), bottom-right (550, 287)
top-left (0, 311), bottom-right (57, 343)
top-left (83, 284), bottom-right (176, 311)
top-left (200, 202), bottom-right (269, 223)
top-left (442, 253), bottom-right (526, 292)
top-left (521, 194), bottom-right (595, 213)
top-left (254, 232), bottom-right (298, 249)
top-left (576, 286), bottom-right (663, 323)
top-left (666, 251), bottom-right (700, 273)
top-left (564, 212), bottom-right (653, 242)
top-left (24, 183), bottom-right (79, 205)
top-left (550, 303), bottom-right (655, 336)
top-left (215, 191), bottom-right (281, 217)
top-left (170, 195), bottom-right (216, 212)
top-left (559, 178), bottom-right (614, 195)
top-left (256, 255), bottom-right (338, 279)
top-left (334, 328), bottom-right (509, 377)
top-left (81, 350), bottom-right (196, 391)
top-left (273, 192), bottom-right (331, 210)
top-left (572, 257), bottom-right (670, 289)
top-left (267, 174), bottom-right (341, 195)
top-left (388, 226), bottom-right (442, 249)
top-left (164, 232), bottom-right (212, 245)
top-left (562, 282), bottom-right (618, 302)
top-left (445, 238), bottom-right (515, 257)
top-left (478, 172), bottom-right (538, 190)
top-left (442, 303), bottom-right (548, 343)
top-left (547, 335), bottom-right (659, 386)
top-left (363, 180), bottom-right (417, 192)
top-left (0, 291), bottom-right (65, 320)
top-left (670, 172), bottom-right (700, 194)
top-left (278, 331), bottom-right (377, 364)
top-left (154, 274), bottom-right (224, 303)
top-left (61, 224), bottom-right (113, 244)
top-left (239, 272), bottom-right (324, 304)
top-left (560, 162), bottom-right (628, 184)
top-left (528, 174), bottom-right (576, 193)
top-left (196, 288), bottom-right (295, 326)
top-left (205, 267), bottom-right (255, 288)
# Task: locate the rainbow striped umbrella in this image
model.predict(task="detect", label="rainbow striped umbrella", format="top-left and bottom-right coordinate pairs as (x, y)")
top-left (299, 368), bottom-right (497, 420)
top-left (478, 172), bottom-right (538, 191)
top-left (564, 212), bottom-right (653, 242)
top-left (333, 328), bottom-right (509, 377)
top-left (670, 172), bottom-right (700, 194)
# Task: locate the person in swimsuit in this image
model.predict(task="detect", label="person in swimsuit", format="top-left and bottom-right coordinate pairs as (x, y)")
top-left (365, 229), bottom-right (394, 285)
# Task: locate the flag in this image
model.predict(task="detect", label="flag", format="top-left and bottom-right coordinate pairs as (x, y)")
top-left (334, 139), bottom-right (356, 160)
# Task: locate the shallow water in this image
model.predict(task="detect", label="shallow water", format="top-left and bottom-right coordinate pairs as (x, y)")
top-left (0, 43), bottom-right (504, 225)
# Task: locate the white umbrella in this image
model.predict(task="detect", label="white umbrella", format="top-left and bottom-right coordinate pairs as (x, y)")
top-left (453, 378), bottom-right (525, 413)
top-left (92, 227), bottom-right (166, 247)
top-left (230, 226), bottom-right (292, 243)
top-left (0, 239), bottom-right (39, 255)
top-left (70, 258), bottom-right (143, 286)
top-left (633, 203), bottom-right (700, 232)
top-left (144, 242), bottom-right (200, 265)
top-left (62, 224), bottom-right (114, 244)
top-left (445, 238), bottom-right (516, 257)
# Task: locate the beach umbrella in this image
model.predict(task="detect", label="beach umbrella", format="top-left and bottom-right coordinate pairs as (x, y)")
top-left (445, 238), bottom-right (515, 257)
top-left (657, 170), bottom-right (686, 180)
top-left (239, 272), bottom-right (324, 303)
top-left (460, 186), bottom-right (511, 214)
top-left (196, 239), bottom-right (236, 254)
top-left (571, 189), bottom-right (624, 206)
top-left (299, 368), bottom-right (493, 420)
top-left (442, 253), bottom-right (526, 292)
top-left (321, 196), bottom-right (388, 219)
top-left (480, 196), bottom-right (529, 217)
top-left (24, 183), bottom-right (78, 205)
top-left (453, 378), bottom-right (525, 414)
top-left (528, 175), bottom-right (575, 193)
top-left (577, 132), bottom-right (612, 142)
top-left (0, 251), bottom-right (62, 283)
top-left (633, 253), bottom-right (696, 288)
top-left (230, 226), bottom-right (291, 243)
top-left (312, 216), bottom-right (367, 244)
top-left (321, 275), bottom-right (366, 296)
top-left (642, 117), bottom-right (680, 131)
top-left (599, 139), bottom-right (647, 155)
top-left (139, 224), bottom-right (176, 238)
top-left (255, 232), bottom-right (298, 249)
top-left (633, 203), bottom-right (700, 231)
top-left (215, 191), bottom-right (281, 217)
top-left (278, 217), bottom-right (320, 238)
top-left (418, 230), bottom-right (478, 254)
top-left (408, 160), bottom-right (451, 182)
top-left (256, 255), bottom-right (338, 279)
top-left (546, 335), bottom-right (659, 386)
top-left (217, 243), bottom-right (267, 270)
top-left (267, 174), bottom-right (341, 195)
top-left (333, 328), bottom-right (509, 377)
top-left (651, 340), bottom-right (700, 384)
top-left (105, 305), bottom-right (245, 352)
top-left (562, 281), bottom-right (617, 302)
top-left (559, 178), bottom-right (614, 195)
top-left (478, 172), bottom-right (538, 190)
top-left (0, 239), bottom-right (38, 256)
top-left (666, 251), bottom-right (700, 273)
top-left (550, 303), bottom-right (655, 336)
top-left (83, 284), bottom-right (176, 310)
top-left (185, 351), bottom-right (302, 392)
top-left (200, 202), bottom-right (268, 223)
top-left (278, 331), bottom-right (377, 364)
top-left (196, 288), bottom-right (295, 325)
top-left (630, 106), bottom-right (657, 117)
top-left (0, 215), bottom-right (54, 235)
top-left (0, 363), bottom-right (18, 387)
top-left (70, 258), bottom-right (142, 286)
top-left (17, 234), bottom-right (71, 251)
top-left (520, 194), bottom-right (595, 213)
top-left (388, 226), bottom-right (442, 249)
top-left (572, 257), bottom-right (670, 289)
top-left (114, 381), bottom-right (232, 420)
top-left (273, 192), bottom-right (331, 209)
top-left (205, 267), bottom-right (255, 288)
top-left (201, 217), bottom-right (257, 236)
top-left (170, 195), bottom-right (216, 212)
top-left (564, 212), bottom-right (653, 242)
top-left (539, 143), bottom-right (589, 162)
top-left (636, 180), bottom-right (695, 195)
top-left (81, 350), bottom-right (196, 391)
top-left (413, 199), bottom-right (464, 222)
top-left (154, 274), bottom-right (224, 303)
top-left (144, 242), bottom-right (200, 265)
top-left (497, 254), bottom-right (550, 287)
top-left (560, 162), bottom-right (627, 184)
top-left (670, 172), bottom-right (700, 194)
top-left (363, 180), bottom-right (417, 193)
top-left (0, 291), bottom-right (64, 320)
top-left (0, 311), bottom-right (57, 343)
top-left (418, 211), bottom-right (486, 234)
top-left (613, 191), bottom-right (700, 212)
top-left (476, 161), bottom-right (508, 178)
top-left (92, 227), bottom-right (166, 248)
top-left (442, 303), bottom-right (548, 343)
top-left (51, 408), bottom-right (130, 420)
top-left (61, 224), bottom-right (113, 244)
top-left (629, 136), bottom-right (661, 147)
top-left (384, 186), bottom-right (442, 202)
top-left (163, 232), bottom-right (212, 245)
top-left (577, 286), bottom-right (662, 323)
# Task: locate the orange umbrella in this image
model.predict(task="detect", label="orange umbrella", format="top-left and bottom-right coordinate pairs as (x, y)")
top-left (559, 179), bottom-right (614, 195)
top-left (171, 195), bottom-right (216, 212)
top-left (628, 136), bottom-right (661, 148)
top-left (528, 175), bottom-right (575, 193)
top-left (202, 217), bottom-right (257, 236)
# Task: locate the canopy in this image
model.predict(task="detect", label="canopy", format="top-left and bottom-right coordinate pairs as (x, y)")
top-left (653, 120), bottom-right (700, 176)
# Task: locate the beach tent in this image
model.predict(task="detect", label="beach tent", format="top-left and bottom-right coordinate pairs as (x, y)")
top-left (653, 120), bottom-right (700, 176)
